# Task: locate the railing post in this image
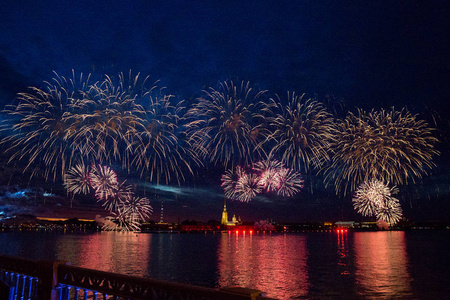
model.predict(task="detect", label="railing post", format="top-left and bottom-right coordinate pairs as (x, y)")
top-left (36, 261), bottom-right (67, 300)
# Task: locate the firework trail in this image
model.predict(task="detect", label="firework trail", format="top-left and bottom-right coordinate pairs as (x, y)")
top-left (185, 80), bottom-right (270, 168)
top-left (352, 179), bottom-right (402, 224)
top-left (326, 108), bottom-right (439, 195)
top-left (263, 92), bottom-right (335, 172)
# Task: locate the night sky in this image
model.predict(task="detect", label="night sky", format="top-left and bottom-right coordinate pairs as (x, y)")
top-left (0, 1), bottom-right (449, 223)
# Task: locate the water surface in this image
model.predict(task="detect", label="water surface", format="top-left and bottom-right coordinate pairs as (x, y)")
top-left (0, 230), bottom-right (448, 299)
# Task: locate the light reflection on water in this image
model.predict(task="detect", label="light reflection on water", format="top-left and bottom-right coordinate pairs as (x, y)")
top-left (1, 230), bottom-right (448, 299)
top-left (354, 231), bottom-right (413, 299)
top-left (63, 232), bottom-right (152, 278)
top-left (217, 232), bottom-right (309, 299)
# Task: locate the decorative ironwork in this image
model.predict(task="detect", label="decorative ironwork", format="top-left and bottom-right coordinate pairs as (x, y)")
top-left (0, 255), bottom-right (274, 300)
top-left (0, 270), bottom-right (38, 300)
top-left (58, 264), bottom-right (261, 300)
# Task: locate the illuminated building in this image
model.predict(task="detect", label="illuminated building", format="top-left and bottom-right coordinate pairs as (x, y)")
top-left (221, 199), bottom-right (228, 225)
top-left (221, 199), bottom-right (241, 226)
top-left (335, 221), bottom-right (355, 228)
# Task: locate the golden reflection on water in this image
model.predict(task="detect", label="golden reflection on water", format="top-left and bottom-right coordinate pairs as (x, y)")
top-left (55, 232), bottom-right (152, 277)
top-left (217, 232), bottom-right (309, 299)
top-left (354, 231), bottom-right (412, 299)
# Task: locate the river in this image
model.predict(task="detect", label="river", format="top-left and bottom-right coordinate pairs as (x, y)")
top-left (0, 230), bottom-right (448, 299)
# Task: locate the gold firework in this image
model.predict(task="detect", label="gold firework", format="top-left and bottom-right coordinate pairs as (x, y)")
top-left (325, 107), bottom-right (439, 195)
top-left (263, 92), bottom-right (335, 172)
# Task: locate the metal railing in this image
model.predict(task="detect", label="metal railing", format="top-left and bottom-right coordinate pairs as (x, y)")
top-left (0, 254), bottom-right (276, 300)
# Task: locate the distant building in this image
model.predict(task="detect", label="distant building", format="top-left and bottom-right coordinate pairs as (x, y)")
top-left (221, 199), bottom-right (241, 226)
top-left (335, 221), bottom-right (355, 228)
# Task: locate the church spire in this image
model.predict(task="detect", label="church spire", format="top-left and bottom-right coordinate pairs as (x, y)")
top-left (221, 198), bottom-right (228, 225)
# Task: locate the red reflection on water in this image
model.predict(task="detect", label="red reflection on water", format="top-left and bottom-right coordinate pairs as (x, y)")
top-left (56, 232), bottom-right (152, 277)
top-left (354, 231), bottom-right (412, 298)
top-left (217, 233), bottom-right (309, 299)
top-left (336, 229), bottom-right (350, 275)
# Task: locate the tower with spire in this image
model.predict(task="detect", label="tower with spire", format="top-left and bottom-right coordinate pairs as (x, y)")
top-left (221, 198), bottom-right (242, 226)
top-left (221, 198), bottom-right (228, 226)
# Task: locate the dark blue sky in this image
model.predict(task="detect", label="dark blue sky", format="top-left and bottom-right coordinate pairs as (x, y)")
top-left (0, 1), bottom-right (449, 223)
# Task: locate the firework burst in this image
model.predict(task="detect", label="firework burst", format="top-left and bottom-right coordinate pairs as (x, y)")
top-left (253, 159), bottom-right (284, 191)
top-left (277, 168), bottom-right (304, 197)
top-left (326, 107), bottom-right (439, 195)
top-left (1, 71), bottom-right (93, 180)
top-left (69, 72), bottom-right (147, 166)
top-left (263, 92), bottom-right (335, 172)
top-left (101, 217), bottom-right (120, 231)
top-left (376, 197), bottom-right (403, 224)
top-left (120, 195), bottom-right (153, 222)
top-left (221, 158), bottom-right (304, 202)
top-left (86, 164), bottom-right (153, 232)
top-left (352, 179), bottom-right (402, 224)
top-left (221, 166), bottom-right (246, 200)
top-left (353, 179), bottom-right (389, 217)
top-left (63, 163), bottom-right (91, 195)
top-left (1, 71), bottom-right (196, 185)
top-left (235, 172), bottom-right (262, 202)
top-left (100, 180), bottom-right (133, 212)
top-left (131, 93), bottom-right (197, 184)
top-left (111, 195), bottom-right (153, 232)
top-left (114, 210), bottom-right (141, 232)
top-left (89, 164), bottom-right (118, 200)
top-left (185, 80), bottom-right (270, 168)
